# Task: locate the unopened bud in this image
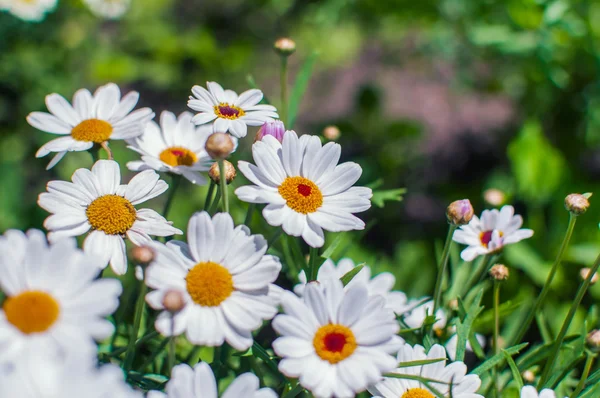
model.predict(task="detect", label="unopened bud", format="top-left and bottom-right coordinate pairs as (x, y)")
top-left (162, 290), bottom-right (186, 314)
top-left (205, 132), bottom-right (234, 160)
top-left (131, 245), bottom-right (155, 266)
top-left (208, 160), bottom-right (236, 184)
top-left (587, 330), bottom-right (600, 352)
top-left (274, 37), bottom-right (296, 56)
top-left (522, 370), bottom-right (535, 383)
top-left (323, 125), bottom-right (341, 141)
top-left (448, 298), bottom-right (459, 311)
top-left (484, 188), bottom-right (506, 207)
top-left (446, 199), bottom-right (474, 226)
top-left (580, 268), bottom-right (599, 285)
top-left (565, 193), bottom-right (591, 215)
top-left (489, 264), bottom-right (509, 281)
top-left (256, 120), bottom-right (285, 142)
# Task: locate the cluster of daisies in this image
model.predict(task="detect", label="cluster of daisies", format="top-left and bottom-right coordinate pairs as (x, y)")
top-left (0, 79), bottom-right (552, 398)
top-left (1, 0), bottom-right (131, 21)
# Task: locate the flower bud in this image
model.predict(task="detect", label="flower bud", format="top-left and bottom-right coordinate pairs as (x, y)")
top-left (274, 37), bottom-right (296, 56)
top-left (580, 268), bottom-right (599, 285)
top-left (565, 193), bottom-right (591, 215)
top-left (446, 199), bottom-right (474, 226)
top-left (130, 245), bottom-right (155, 266)
top-left (522, 370), bottom-right (535, 383)
top-left (587, 329), bottom-right (600, 352)
top-left (255, 120), bottom-right (285, 142)
top-left (162, 289), bottom-right (186, 314)
top-left (484, 188), bottom-right (506, 207)
top-left (205, 132), bottom-right (234, 160)
top-left (208, 160), bottom-right (236, 184)
top-left (448, 298), bottom-right (459, 311)
top-left (489, 264), bottom-right (509, 281)
top-left (323, 125), bottom-right (341, 141)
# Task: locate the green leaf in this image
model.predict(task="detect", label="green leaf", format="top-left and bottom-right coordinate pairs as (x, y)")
top-left (396, 358), bottom-right (446, 368)
top-left (340, 264), bottom-right (365, 286)
top-left (321, 233), bottom-right (345, 259)
top-left (507, 120), bottom-right (566, 205)
top-left (287, 51), bottom-right (318, 129)
top-left (472, 343), bottom-right (529, 376)
top-left (502, 349), bottom-right (524, 391)
top-left (371, 188), bottom-right (407, 208)
top-left (455, 288), bottom-right (485, 362)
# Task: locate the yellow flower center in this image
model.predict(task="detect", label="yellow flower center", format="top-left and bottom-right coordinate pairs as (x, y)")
top-left (278, 176), bottom-right (323, 214)
top-left (159, 146), bottom-right (198, 167)
top-left (71, 119), bottom-right (113, 143)
top-left (86, 194), bottom-right (137, 235)
top-left (401, 388), bottom-right (435, 398)
top-left (3, 291), bottom-right (60, 334)
top-left (186, 262), bottom-right (234, 307)
top-left (313, 324), bottom-right (357, 364)
top-left (213, 103), bottom-right (245, 120)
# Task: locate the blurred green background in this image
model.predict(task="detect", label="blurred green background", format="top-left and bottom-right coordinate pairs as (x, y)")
top-left (3, 0), bottom-right (600, 384)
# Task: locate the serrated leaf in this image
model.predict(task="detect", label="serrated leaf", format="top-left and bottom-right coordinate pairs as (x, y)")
top-left (455, 288), bottom-right (485, 362)
top-left (502, 349), bottom-right (524, 391)
top-left (372, 188), bottom-right (407, 208)
top-left (472, 343), bottom-right (529, 375)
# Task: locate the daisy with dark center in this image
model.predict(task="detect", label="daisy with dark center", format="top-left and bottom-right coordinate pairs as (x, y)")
top-left (272, 279), bottom-right (402, 398)
top-left (235, 130), bottom-right (372, 248)
top-left (0, 230), bottom-right (122, 365)
top-left (27, 83), bottom-right (154, 169)
top-left (38, 160), bottom-right (182, 275)
top-left (369, 344), bottom-right (483, 398)
top-left (452, 205), bottom-right (534, 261)
top-left (187, 81), bottom-right (278, 138)
top-left (127, 111), bottom-right (231, 185)
top-left (144, 211), bottom-right (282, 351)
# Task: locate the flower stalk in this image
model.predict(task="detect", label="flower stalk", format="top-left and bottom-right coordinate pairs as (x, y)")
top-left (163, 174), bottom-right (182, 219)
top-left (432, 224), bottom-right (457, 315)
top-left (218, 159), bottom-right (229, 213)
top-left (123, 283), bottom-right (147, 373)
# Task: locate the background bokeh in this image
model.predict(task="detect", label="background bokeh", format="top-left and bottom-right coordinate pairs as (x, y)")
top-left (3, 0), bottom-right (600, 387)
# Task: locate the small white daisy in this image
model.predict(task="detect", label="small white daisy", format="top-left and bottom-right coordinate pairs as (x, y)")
top-left (452, 205), bottom-right (534, 261)
top-left (272, 279), bottom-right (402, 398)
top-left (235, 130), bottom-right (372, 248)
top-left (147, 362), bottom-right (277, 398)
top-left (0, 351), bottom-right (141, 398)
top-left (402, 299), bottom-right (448, 332)
top-left (38, 159), bottom-right (182, 275)
top-left (0, 230), bottom-right (122, 365)
top-left (187, 81), bottom-right (278, 138)
top-left (294, 258), bottom-right (410, 315)
top-left (27, 83), bottom-right (154, 169)
top-left (520, 386), bottom-right (558, 398)
top-left (369, 343), bottom-right (483, 398)
top-left (0, 0), bottom-right (56, 22)
top-left (127, 111), bottom-right (232, 185)
top-left (83, 0), bottom-right (130, 19)
top-left (144, 211), bottom-right (281, 351)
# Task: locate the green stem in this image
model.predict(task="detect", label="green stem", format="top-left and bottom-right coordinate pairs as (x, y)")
top-left (432, 225), bottom-right (458, 315)
top-left (538, 249), bottom-right (600, 388)
top-left (218, 160), bottom-right (229, 213)
top-left (136, 337), bottom-right (169, 372)
top-left (245, 203), bottom-right (256, 226)
top-left (513, 213), bottom-right (578, 346)
top-left (493, 281), bottom-right (501, 397)
top-left (163, 175), bottom-right (182, 219)
top-left (123, 283), bottom-right (148, 372)
top-left (167, 315), bottom-right (176, 375)
top-left (268, 228), bottom-right (283, 247)
top-left (204, 182), bottom-right (216, 211)
top-left (282, 383), bottom-right (304, 398)
top-left (208, 187), bottom-right (221, 214)
top-left (570, 353), bottom-right (595, 398)
top-left (105, 331), bottom-right (158, 358)
top-left (89, 146), bottom-right (100, 163)
top-left (280, 56), bottom-right (288, 125)
top-left (308, 247), bottom-right (320, 282)
top-left (462, 254), bottom-right (491, 297)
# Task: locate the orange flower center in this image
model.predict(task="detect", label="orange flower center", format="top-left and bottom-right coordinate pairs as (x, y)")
top-left (278, 176), bottom-right (323, 214)
top-left (3, 291), bottom-right (60, 334)
top-left (313, 324), bottom-right (357, 364)
top-left (186, 262), bottom-right (234, 307)
top-left (214, 103), bottom-right (245, 120)
top-left (71, 119), bottom-right (113, 143)
top-left (159, 146), bottom-right (198, 167)
top-left (401, 388), bottom-right (435, 398)
top-left (86, 194), bottom-right (137, 235)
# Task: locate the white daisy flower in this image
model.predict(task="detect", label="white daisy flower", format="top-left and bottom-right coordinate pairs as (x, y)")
top-left (187, 81), bottom-right (278, 138)
top-left (0, 0), bottom-right (56, 22)
top-left (369, 343), bottom-right (483, 398)
top-left (235, 131), bottom-right (372, 248)
top-left (402, 299), bottom-right (448, 332)
top-left (27, 83), bottom-right (154, 169)
top-left (147, 362), bottom-right (277, 398)
top-left (0, 351), bottom-right (141, 398)
top-left (127, 111), bottom-right (233, 185)
top-left (38, 160), bottom-right (182, 275)
top-left (144, 211), bottom-right (281, 351)
top-left (294, 258), bottom-right (410, 315)
top-left (0, 229), bottom-right (122, 365)
top-left (452, 205), bottom-right (534, 261)
top-left (83, 0), bottom-right (130, 19)
top-left (520, 386), bottom-right (558, 398)
top-left (272, 279), bottom-right (402, 398)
